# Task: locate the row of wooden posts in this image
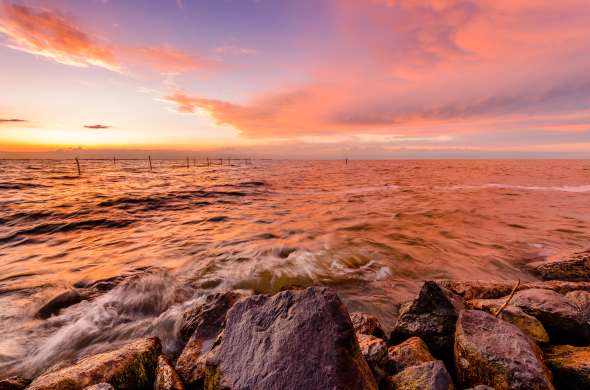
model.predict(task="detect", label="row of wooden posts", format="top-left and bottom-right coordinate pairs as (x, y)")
top-left (74, 156), bottom-right (254, 176)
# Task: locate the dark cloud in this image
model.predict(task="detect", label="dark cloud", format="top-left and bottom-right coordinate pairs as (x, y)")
top-left (0, 118), bottom-right (27, 123)
top-left (84, 124), bottom-right (111, 129)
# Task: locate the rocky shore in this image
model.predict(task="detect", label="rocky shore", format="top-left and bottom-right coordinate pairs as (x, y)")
top-left (2, 250), bottom-right (590, 389)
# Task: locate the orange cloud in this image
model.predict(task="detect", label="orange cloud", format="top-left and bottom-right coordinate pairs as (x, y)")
top-left (126, 45), bottom-right (212, 74)
top-left (0, 1), bottom-right (118, 70)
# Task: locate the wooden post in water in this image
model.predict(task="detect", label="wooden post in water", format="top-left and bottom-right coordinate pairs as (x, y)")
top-left (75, 157), bottom-right (81, 176)
top-left (113, 156), bottom-right (116, 165)
top-left (149, 155), bottom-right (153, 172)
top-left (207, 157), bottom-right (210, 167)
top-left (220, 158), bottom-right (223, 166)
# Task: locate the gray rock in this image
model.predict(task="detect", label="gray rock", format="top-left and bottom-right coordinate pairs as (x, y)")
top-left (35, 288), bottom-right (83, 319)
top-left (357, 333), bottom-right (388, 380)
top-left (204, 287), bottom-right (377, 390)
top-left (390, 281), bottom-right (464, 362)
top-left (82, 384), bottom-right (114, 390)
top-left (527, 250), bottom-right (590, 281)
top-left (566, 290), bottom-right (590, 320)
top-left (386, 336), bottom-right (435, 375)
top-left (455, 310), bottom-right (553, 390)
top-left (387, 360), bottom-right (453, 390)
top-left (511, 288), bottom-right (590, 344)
top-left (350, 312), bottom-right (386, 339)
top-left (155, 355), bottom-right (184, 390)
top-left (544, 344), bottom-right (590, 390)
top-left (0, 377), bottom-right (30, 390)
top-left (27, 337), bottom-right (161, 390)
top-left (175, 291), bottom-right (246, 388)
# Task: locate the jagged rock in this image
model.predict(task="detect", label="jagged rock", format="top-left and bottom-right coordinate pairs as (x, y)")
top-left (35, 288), bottom-right (83, 319)
top-left (537, 281), bottom-right (590, 295)
top-left (386, 336), bottom-right (435, 374)
top-left (175, 291), bottom-right (246, 388)
top-left (438, 279), bottom-right (590, 300)
top-left (527, 250), bottom-right (590, 281)
top-left (466, 299), bottom-right (549, 344)
top-left (386, 360), bottom-right (453, 390)
top-left (465, 386), bottom-right (494, 390)
top-left (390, 281), bottom-right (464, 361)
top-left (155, 356), bottom-right (184, 390)
top-left (566, 290), bottom-right (590, 319)
top-left (350, 312), bottom-right (386, 339)
top-left (27, 337), bottom-right (161, 390)
top-left (204, 287), bottom-right (377, 390)
top-left (82, 384), bottom-right (114, 390)
top-left (357, 333), bottom-right (388, 380)
top-left (511, 288), bottom-right (590, 344)
top-left (0, 377), bottom-right (30, 390)
top-left (544, 345), bottom-right (590, 389)
top-left (455, 310), bottom-right (553, 390)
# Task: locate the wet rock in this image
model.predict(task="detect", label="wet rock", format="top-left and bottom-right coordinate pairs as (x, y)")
top-left (511, 288), bottom-right (590, 344)
top-left (455, 310), bottom-right (553, 390)
top-left (0, 377), bottom-right (30, 390)
top-left (438, 280), bottom-right (516, 300)
top-left (465, 386), bottom-right (494, 390)
top-left (204, 287), bottom-right (377, 390)
top-left (175, 291), bottom-right (247, 388)
top-left (390, 281), bottom-right (464, 361)
top-left (82, 384), bottom-right (114, 390)
top-left (27, 337), bottom-right (161, 390)
top-left (386, 360), bottom-right (453, 390)
top-left (544, 345), bottom-right (590, 390)
top-left (466, 299), bottom-right (549, 344)
top-left (350, 312), bottom-right (386, 339)
top-left (155, 355), bottom-right (184, 390)
top-left (35, 288), bottom-right (83, 319)
top-left (357, 333), bottom-right (388, 380)
top-left (527, 250), bottom-right (590, 281)
top-left (386, 336), bottom-right (435, 374)
top-left (536, 280), bottom-right (590, 295)
top-left (565, 290), bottom-right (590, 319)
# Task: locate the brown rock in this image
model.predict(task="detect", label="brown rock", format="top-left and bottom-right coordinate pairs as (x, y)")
top-left (155, 356), bottom-right (184, 390)
top-left (511, 288), bottom-right (590, 344)
top-left (35, 288), bottom-right (83, 319)
top-left (390, 281), bottom-right (464, 362)
top-left (357, 334), bottom-right (388, 380)
top-left (465, 386), bottom-right (494, 390)
top-left (27, 337), bottom-right (161, 390)
top-left (566, 290), bottom-right (590, 319)
top-left (455, 310), bottom-right (553, 390)
top-left (527, 250), bottom-right (590, 281)
top-left (544, 345), bottom-right (590, 390)
top-left (350, 312), bottom-right (386, 339)
top-left (175, 291), bottom-right (246, 388)
top-left (0, 377), bottom-right (30, 390)
top-left (204, 287), bottom-right (377, 390)
top-left (386, 336), bottom-right (435, 375)
top-left (82, 384), bottom-right (114, 390)
top-left (387, 360), bottom-right (454, 390)
top-left (438, 279), bottom-right (590, 300)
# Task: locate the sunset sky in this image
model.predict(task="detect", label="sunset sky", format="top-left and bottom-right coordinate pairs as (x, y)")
top-left (1, 0), bottom-right (590, 158)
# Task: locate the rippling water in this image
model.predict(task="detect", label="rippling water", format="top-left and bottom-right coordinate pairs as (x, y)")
top-left (1, 159), bottom-right (589, 377)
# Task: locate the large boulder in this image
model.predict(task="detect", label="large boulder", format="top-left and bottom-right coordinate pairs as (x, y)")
top-left (155, 356), bottom-right (184, 390)
top-left (466, 299), bottom-right (549, 344)
top-left (386, 337), bottom-right (435, 375)
top-left (455, 310), bottom-right (553, 390)
top-left (566, 290), bottom-right (590, 320)
top-left (350, 312), bottom-right (386, 339)
top-left (511, 288), bottom-right (590, 344)
top-left (386, 360), bottom-right (453, 390)
top-left (0, 377), bottom-right (30, 390)
top-left (390, 281), bottom-right (464, 361)
top-left (35, 288), bottom-right (83, 319)
top-left (203, 287), bottom-right (377, 390)
top-left (544, 345), bottom-right (590, 390)
top-left (175, 291), bottom-right (247, 389)
top-left (27, 337), bottom-right (161, 390)
top-left (527, 250), bottom-right (590, 281)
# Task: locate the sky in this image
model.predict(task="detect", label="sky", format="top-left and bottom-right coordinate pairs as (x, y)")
top-left (1, 0), bottom-right (590, 159)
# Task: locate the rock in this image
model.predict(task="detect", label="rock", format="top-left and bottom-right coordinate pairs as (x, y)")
top-left (511, 288), bottom-right (590, 344)
top-left (455, 310), bottom-right (553, 390)
top-left (175, 291), bottom-right (246, 388)
top-left (357, 334), bottom-right (388, 380)
top-left (544, 345), bottom-right (590, 390)
top-left (438, 279), bottom-right (590, 299)
top-left (204, 287), bottom-right (377, 390)
top-left (386, 336), bottom-right (435, 374)
top-left (465, 386), bottom-right (494, 390)
top-left (566, 290), bottom-right (590, 319)
top-left (82, 384), bottom-right (114, 390)
top-left (155, 355), bottom-right (184, 390)
top-left (386, 360), bottom-right (453, 390)
top-left (527, 250), bottom-right (590, 281)
top-left (466, 299), bottom-right (549, 344)
top-left (350, 312), bottom-right (386, 339)
top-left (390, 281), bottom-right (464, 361)
top-left (35, 288), bottom-right (83, 319)
top-left (0, 377), bottom-right (31, 390)
top-left (27, 337), bottom-right (161, 390)
top-left (536, 281), bottom-right (590, 295)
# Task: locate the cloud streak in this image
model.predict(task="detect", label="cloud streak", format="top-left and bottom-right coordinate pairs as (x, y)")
top-left (84, 124), bottom-right (110, 129)
top-left (0, 118), bottom-right (26, 123)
